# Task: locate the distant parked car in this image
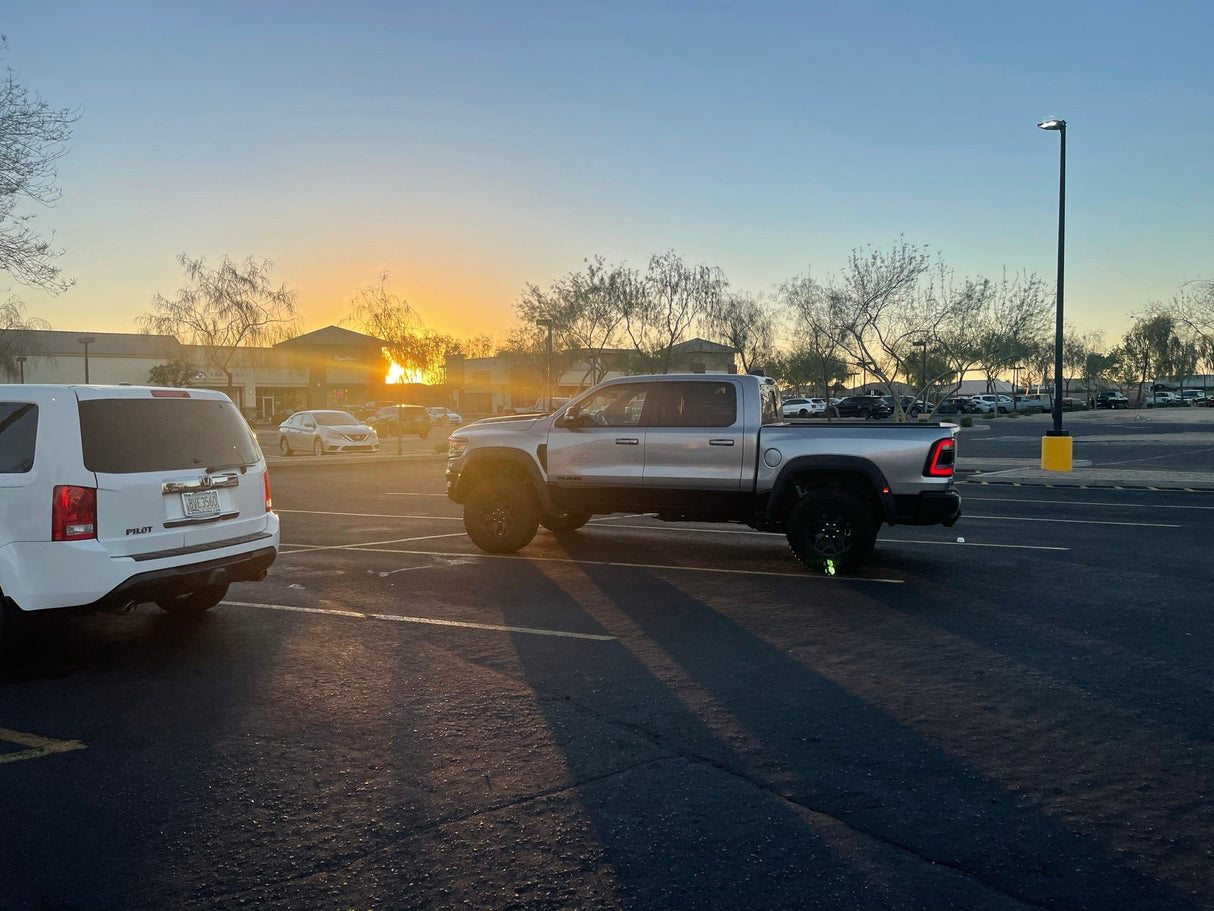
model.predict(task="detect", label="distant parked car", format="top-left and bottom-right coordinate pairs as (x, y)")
top-left (425, 406), bottom-right (463, 426)
top-left (369, 404), bottom-right (431, 438)
top-left (781, 397), bottom-right (827, 418)
top-left (1096, 391), bottom-right (1128, 409)
top-left (278, 410), bottom-right (379, 456)
top-left (1148, 391), bottom-right (1184, 407)
top-left (1013, 395), bottom-right (1051, 414)
top-left (1180, 390), bottom-right (1204, 406)
top-left (935, 397), bottom-right (977, 415)
top-left (971, 394), bottom-right (1015, 414)
top-left (830, 395), bottom-right (892, 419)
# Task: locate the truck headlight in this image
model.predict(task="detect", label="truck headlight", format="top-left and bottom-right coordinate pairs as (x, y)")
top-left (448, 438), bottom-right (467, 458)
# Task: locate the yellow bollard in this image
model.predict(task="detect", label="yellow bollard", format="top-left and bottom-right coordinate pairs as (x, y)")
top-left (1041, 434), bottom-right (1073, 471)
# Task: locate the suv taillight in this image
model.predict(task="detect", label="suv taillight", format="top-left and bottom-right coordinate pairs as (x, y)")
top-left (52, 485), bottom-right (97, 541)
top-left (264, 470), bottom-right (273, 512)
top-left (925, 438), bottom-right (956, 478)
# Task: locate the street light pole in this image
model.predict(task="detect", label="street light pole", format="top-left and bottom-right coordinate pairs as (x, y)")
top-left (15, 356), bottom-right (26, 384)
top-left (535, 318), bottom-right (554, 411)
top-left (77, 336), bottom-right (96, 384)
top-left (1038, 118), bottom-right (1071, 470)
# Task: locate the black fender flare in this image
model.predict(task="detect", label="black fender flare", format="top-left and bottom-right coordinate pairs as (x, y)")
top-left (764, 455), bottom-right (897, 527)
top-left (452, 448), bottom-right (556, 512)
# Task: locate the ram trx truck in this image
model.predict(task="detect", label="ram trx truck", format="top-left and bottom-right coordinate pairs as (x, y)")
top-left (445, 374), bottom-right (961, 573)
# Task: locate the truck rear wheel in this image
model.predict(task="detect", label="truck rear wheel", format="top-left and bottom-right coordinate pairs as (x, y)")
top-left (540, 510), bottom-right (592, 533)
top-left (463, 480), bottom-right (540, 553)
top-left (786, 488), bottom-right (878, 574)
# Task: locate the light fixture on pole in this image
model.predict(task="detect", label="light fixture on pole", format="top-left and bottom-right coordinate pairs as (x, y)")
top-left (77, 336), bottom-right (96, 384)
top-left (1037, 118), bottom-right (1071, 470)
top-left (535, 318), bottom-right (554, 411)
top-left (911, 339), bottom-right (928, 390)
top-left (15, 356), bottom-right (27, 384)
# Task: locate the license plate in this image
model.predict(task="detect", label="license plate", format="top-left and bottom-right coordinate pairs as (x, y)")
top-left (182, 489), bottom-right (221, 518)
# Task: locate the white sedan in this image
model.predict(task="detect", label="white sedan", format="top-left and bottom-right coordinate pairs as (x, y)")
top-left (781, 397), bottom-right (827, 418)
top-left (425, 407), bottom-right (464, 426)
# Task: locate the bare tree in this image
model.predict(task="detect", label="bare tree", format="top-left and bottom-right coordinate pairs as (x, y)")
top-left (705, 291), bottom-right (774, 375)
top-left (345, 272), bottom-right (424, 376)
top-left (646, 251), bottom-right (727, 373)
top-left (0, 294), bottom-right (50, 379)
top-left (0, 38), bottom-right (79, 293)
top-left (139, 254), bottom-right (301, 395)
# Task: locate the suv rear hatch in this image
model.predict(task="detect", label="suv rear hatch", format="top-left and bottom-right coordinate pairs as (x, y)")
top-left (76, 389), bottom-right (270, 559)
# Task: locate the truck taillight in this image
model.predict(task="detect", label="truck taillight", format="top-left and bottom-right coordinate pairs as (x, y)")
top-left (264, 470), bottom-right (273, 511)
top-left (926, 438), bottom-right (956, 477)
top-left (52, 485), bottom-right (97, 541)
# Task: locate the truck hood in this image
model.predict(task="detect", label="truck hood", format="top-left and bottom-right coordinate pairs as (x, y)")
top-left (461, 414), bottom-right (544, 430)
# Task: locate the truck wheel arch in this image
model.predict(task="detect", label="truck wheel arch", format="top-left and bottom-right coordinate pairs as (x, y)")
top-left (454, 449), bottom-right (554, 512)
top-left (766, 456), bottom-right (896, 528)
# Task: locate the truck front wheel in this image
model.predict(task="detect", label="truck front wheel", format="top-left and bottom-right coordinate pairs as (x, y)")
top-left (786, 488), bottom-right (878, 574)
top-left (463, 479), bottom-right (540, 553)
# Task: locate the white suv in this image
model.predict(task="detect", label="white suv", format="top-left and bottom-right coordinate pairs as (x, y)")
top-left (0, 385), bottom-right (279, 645)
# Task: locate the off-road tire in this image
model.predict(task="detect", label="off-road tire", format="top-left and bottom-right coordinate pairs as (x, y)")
top-left (463, 480), bottom-right (540, 553)
top-left (786, 487), bottom-right (878, 574)
top-left (156, 583), bottom-right (229, 616)
top-left (540, 511), bottom-right (593, 533)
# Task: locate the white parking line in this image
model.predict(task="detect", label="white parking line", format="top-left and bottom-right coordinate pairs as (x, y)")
top-left (222, 601), bottom-right (616, 641)
top-left (319, 547), bottom-right (906, 583)
top-left (277, 509), bottom-right (461, 521)
top-left (966, 495), bottom-right (1214, 512)
top-left (882, 539), bottom-right (1069, 551)
top-left (965, 515), bottom-right (1180, 528)
top-left (281, 532), bottom-right (468, 553)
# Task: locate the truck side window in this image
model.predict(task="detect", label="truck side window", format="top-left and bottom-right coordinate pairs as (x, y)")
top-left (0, 402), bottom-right (38, 473)
top-left (760, 385), bottom-right (780, 425)
top-left (657, 382), bottom-right (738, 428)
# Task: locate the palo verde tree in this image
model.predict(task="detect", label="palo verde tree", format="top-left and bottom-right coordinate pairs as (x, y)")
top-left (704, 291), bottom-right (774, 375)
top-left (0, 294), bottom-right (51, 379)
top-left (1, 38), bottom-right (79, 293)
top-left (139, 254), bottom-right (301, 396)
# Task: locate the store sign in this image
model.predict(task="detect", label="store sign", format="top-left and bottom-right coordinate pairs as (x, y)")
top-left (334, 355), bottom-right (360, 363)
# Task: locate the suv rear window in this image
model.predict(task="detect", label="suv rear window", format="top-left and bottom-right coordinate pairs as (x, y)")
top-left (0, 402), bottom-right (38, 474)
top-left (80, 398), bottom-right (260, 473)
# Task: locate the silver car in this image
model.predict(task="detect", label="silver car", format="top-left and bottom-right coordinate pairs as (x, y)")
top-left (277, 410), bottom-right (379, 456)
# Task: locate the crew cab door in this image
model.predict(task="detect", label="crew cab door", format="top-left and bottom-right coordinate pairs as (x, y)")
top-left (544, 381), bottom-right (653, 511)
top-left (642, 379), bottom-right (746, 515)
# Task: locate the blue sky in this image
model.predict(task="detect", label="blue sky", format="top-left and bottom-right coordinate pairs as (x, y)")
top-left (4, 0), bottom-right (1211, 346)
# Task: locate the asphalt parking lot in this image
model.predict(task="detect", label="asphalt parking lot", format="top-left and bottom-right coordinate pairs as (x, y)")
top-left (2, 413), bottom-right (1214, 910)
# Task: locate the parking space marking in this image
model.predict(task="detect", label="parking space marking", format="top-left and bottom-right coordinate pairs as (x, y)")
top-left (331, 547), bottom-right (907, 583)
top-left (882, 539), bottom-right (1070, 551)
top-left (280, 532), bottom-right (468, 554)
top-left (0, 727), bottom-right (87, 765)
top-left (222, 601), bottom-right (616, 641)
top-left (278, 509), bottom-right (461, 521)
top-left (966, 496), bottom-right (1214, 511)
top-left (966, 515), bottom-right (1180, 528)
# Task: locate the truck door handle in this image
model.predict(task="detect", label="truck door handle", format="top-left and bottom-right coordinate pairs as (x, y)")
top-left (615, 438), bottom-right (639, 445)
top-left (708, 439), bottom-right (735, 446)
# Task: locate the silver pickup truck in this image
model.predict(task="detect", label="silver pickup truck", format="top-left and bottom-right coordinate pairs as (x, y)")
top-left (445, 374), bottom-right (960, 573)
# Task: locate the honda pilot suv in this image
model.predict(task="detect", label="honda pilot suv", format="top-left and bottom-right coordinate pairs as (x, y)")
top-left (0, 385), bottom-right (279, 646)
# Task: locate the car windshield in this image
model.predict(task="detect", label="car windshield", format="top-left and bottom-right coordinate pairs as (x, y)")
top-left (314, 411), bottom-right (360, 426)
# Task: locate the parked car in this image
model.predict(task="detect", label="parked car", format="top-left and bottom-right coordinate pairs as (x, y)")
top-left (1148, 391), bottom-right (1184, 407)
top-left (935, 397), bottom-right (976, 415)
top-left (1180, 390), bottom-right (1204, 407)
top-left (830, 395), bottom-right (893, 419)
top-left (781, 397), bottom-right (827, 418)
top-left (1013, 394), bottom-right (1051, 414)
top-left (278, 409), bottom-right (380, 455)
top-left (0, 384), bottom-right (279, 647)
top-left (368, 404), bottom-right (431, 438)
top-left (970, 394), bottom-right (1014, 414)
top-left (425, 406), bottom-right (464, 426)
top-left (885, 395), bottom-right (928, 417)
top-left (1096, 391), bottom-right (1129, 409)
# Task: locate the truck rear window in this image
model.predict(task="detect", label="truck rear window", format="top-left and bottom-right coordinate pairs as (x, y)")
top-left (79, 398), bottom-right (260, 474)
